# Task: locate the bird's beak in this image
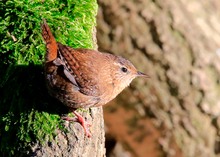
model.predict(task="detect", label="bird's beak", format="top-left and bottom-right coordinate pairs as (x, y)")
top-left (137, 71), bottom-right (150, 78)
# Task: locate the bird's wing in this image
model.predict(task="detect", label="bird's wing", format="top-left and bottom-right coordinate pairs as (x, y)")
top-left (57, 42), bottom-right (103, 97)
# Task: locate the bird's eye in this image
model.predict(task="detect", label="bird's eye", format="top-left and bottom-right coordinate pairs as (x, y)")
top-left (121, 67), bottom-right (128, 73)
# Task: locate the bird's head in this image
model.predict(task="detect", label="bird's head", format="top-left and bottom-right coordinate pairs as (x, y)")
top-left (111, 56), bottom-right (149, 95)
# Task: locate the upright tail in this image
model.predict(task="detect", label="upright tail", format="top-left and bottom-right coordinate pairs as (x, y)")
top-left (41, 19), bottom-right (58, 62)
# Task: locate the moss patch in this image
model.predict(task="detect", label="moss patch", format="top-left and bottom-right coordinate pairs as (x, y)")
top-left (0, 0), bottom-right (97, 155)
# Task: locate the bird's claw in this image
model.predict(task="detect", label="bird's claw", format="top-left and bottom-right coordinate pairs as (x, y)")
top-left (62, 112), bottom-right (92, 138)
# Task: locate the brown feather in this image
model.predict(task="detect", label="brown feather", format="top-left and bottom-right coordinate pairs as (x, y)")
top-left (41, 19), bottom-right (58, 62)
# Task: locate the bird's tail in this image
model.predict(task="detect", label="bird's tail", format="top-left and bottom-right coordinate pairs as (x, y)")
top-left (41, 19), bottom-right (58, 62)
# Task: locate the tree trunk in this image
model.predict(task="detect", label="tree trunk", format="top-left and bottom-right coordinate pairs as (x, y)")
top-left (32, 20), bottom-right (106, 157)
top-left (97, 0), bottom-right (220, 157)
top-left (32, 107), bottom-right (106, 157)
top-left (0, 1), bottom-right (106, 156)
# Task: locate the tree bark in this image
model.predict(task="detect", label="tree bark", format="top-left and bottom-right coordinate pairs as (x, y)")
top-left (97, 0), bottom-right (220, 157)
top-left (32, 107), bottom-right (105, 157)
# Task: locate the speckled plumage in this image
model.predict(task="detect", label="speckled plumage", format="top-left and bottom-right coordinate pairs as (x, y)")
top-left (41, 19), bottom-right (148, 137)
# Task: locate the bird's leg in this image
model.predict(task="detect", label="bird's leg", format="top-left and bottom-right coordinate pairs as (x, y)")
top-left (62, 110), bottom-right (92, 138)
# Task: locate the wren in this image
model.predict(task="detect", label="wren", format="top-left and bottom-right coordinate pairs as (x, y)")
top-left (41, 19), bottom-right (149, 137)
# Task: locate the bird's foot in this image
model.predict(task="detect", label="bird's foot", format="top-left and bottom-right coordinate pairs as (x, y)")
top-left (62, 111), bottom-right (91, 138)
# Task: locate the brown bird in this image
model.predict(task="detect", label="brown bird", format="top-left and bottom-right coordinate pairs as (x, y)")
top-left (41, 19), bottom-right (149, 137)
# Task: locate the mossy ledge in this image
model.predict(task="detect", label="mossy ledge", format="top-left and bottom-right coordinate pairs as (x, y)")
top-left (0, 0), bottom-right (98, 156)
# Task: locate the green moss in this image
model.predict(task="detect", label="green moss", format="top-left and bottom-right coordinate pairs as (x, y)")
top-left (0, 0), bottom-right (97, 156)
